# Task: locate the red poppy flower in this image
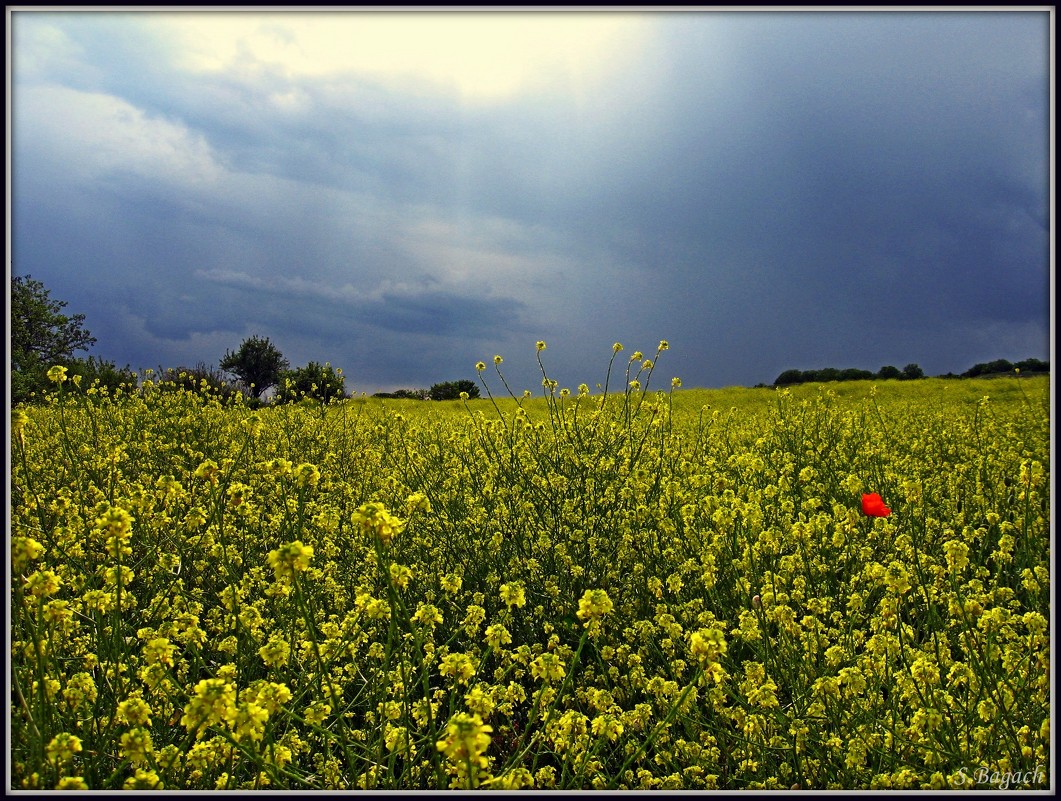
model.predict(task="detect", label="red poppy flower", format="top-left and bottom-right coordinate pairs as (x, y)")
top-left (861, 492), bottom-right (891, 517)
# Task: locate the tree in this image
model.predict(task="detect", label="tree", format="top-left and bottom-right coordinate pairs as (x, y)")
top-left (429, 379), bottom-right (481, 401)
top-left (877, 365), bottom-right (902, 380)
top-left (275, 361), bottom-right (346, 404)
top-left (219, 336), bottom-right (289, 399)
top-left (1014, 358), bottom-right (1049, 374)
top-left (373, 388), bottom-right (429, 400)
top-left (773, 369), bottom-right (805, 386)
top-left (900, 363), bottom-right (924, 380)
top-left (67, 356), bottom-right (138, 396)
top-left (158, 363), bottom-right (240, 400)
top-left (11, 275), bottom-right (98, 403)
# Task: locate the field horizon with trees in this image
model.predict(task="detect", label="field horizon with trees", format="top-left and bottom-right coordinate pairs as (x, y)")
top-left (10, 275), bottom-right (1050, 409)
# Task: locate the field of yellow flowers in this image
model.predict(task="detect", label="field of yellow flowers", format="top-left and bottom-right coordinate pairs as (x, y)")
top-left (9, 345), bottom-right (1051, 790)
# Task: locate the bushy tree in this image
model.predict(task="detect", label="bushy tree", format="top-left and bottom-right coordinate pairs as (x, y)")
top-left (963, 359), bottom-right (1014, 378)
top-left (66, 356), bottom-right (138, 396)
top-left (373, 388), bottom-right (429, 400)
top-left (901, 363), bottom-right (925, 380)
top-left (1014, 358), bottom-right (1049, 374)
top-left (158, 363), bottom-right (240, 400)
top-left (275, 361), bottom-right (346, 404)
top-left (773, 369), bottom-right (805, 386)
top-left (219, 336), bottom-right (289, 399)
top-left (429, 379), bottom-right (481, 400)
top-left (877, 365), bottom-right (902, 380)
top-left (11, 275), bottom-right (98, 403)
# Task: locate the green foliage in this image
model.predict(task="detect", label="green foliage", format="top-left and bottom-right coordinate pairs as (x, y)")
top-left (373, 388), bottom-right (429, 400)
top-left (66, 356), bottom-right (138, 395)
top-left (219, 336), bottom-right (289, 399)
top-left (429, 379), bottom-right (481, 401)
top-left (964, 358), bottom-right (1014, 377)
top-left (772, 359), bottom-right (1045, 387)
top-left (275, 361), bottom-right (346, 404)
top-left (11, 274), bottom-right (97, 404)
top-left (1014, 358), bottom-right (1049, 374)
top-left (773, 366), bottom-right (878, 386)
top-left (157, 363), bottom-right (241, 400)
top-left (963, 358), bottom-right (1049, 378)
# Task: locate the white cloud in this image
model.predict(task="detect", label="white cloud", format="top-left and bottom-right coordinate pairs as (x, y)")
top-left (17, 84), bottom-right (224, 188)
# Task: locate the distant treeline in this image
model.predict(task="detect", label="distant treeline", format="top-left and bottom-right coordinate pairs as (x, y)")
top-left (372, 380), bottom-right (481, 401)
top-left (769, 358), bottom-right (1049, 388)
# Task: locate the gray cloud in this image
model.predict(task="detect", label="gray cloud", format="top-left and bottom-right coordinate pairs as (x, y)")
top-left (10, 10), bottom-right (1050, 393)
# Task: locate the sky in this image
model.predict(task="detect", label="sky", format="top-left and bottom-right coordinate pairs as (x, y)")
top-left (8, 9), bottom-right (1053, 396)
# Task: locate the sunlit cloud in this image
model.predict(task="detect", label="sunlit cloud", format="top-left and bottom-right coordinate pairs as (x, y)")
top-left (18, 84), bottom-right (223, 187)
top-left (150, 11), bottom-right (648, 102)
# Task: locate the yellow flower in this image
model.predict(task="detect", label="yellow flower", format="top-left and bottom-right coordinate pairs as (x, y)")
top-left (61, 673), bottom-right (98, 710)
top-left (436, 712), bottom-right (492, 765)
top-left (232, 701), bottom-right (270, 743)
top-left (46, 733), bottom-right (83, 764)
top-left (414, 603), bottom-right (444, 627)
top-left (484, 623), bottom-right (512, 649)
top-left (55, 777), bottom-right (89, 790)
top-left (405, 492), bottom-right (432, 514)
top-left (388, 563), bottom-right (414, 589)
top-left (530, 652), bottom-right (566, 683)
top-left (576, 589), bottom-right (614, 622)
top-left (688, 628), bottom-right (728, 665)
top-left (120, 727), bottom-right (154, 766)
top-left (267, 540), bottom-right (314, 583)
top-left (95, 505), bottom-right (135, 558)
top-left (439, 652), bottom-right (477, 684)
top-left (258, 636), bottom-right (291, 668)
top-left (536, 340), bottom-right (547, 351)
top-left (47, 365), bottom-right (68, 384)
top-left (304, 701), bottom-right (331, 726)
top-left (385, 725), bottom-right (414, 755)
top-left (181, 678), bottom-right (238, 737)
top-left (499, 582), bottom-right (527, 608)
top-left (658, 340), bottom-right (669, 351)
top-left (294, 463), bottom-right (320, 488)
top-left (12, 536), bottom-right (44, 572)
top-left (493, 355), bottom-right (503, 365)
top-left (117, 696), bottom-right (154, 726)
top-left (476, 361), bottom-right (487, 372)
top-left (351, 502), bottom-right (405, 546)
top-left (464, 684), bottom-right (496, 718)
top-left (25, 569), bottom-right (62, 598)
top-left (612, 342), bottom-right (623, 352)
top-left (12, 408), bottom-right (30, 445)
top-left (193, 459), bottom-right (220, 484)
top-left (591, 713), bottom-right (625, 742)
top-left (123, 769), bottom-right (163, 790)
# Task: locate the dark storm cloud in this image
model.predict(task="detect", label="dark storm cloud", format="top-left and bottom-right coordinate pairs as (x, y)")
top-left (9, 10), bottom-right (1050, 393)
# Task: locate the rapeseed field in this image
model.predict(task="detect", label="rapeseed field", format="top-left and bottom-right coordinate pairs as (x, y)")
top-left (9, 344), bottom-right (1051, 790)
